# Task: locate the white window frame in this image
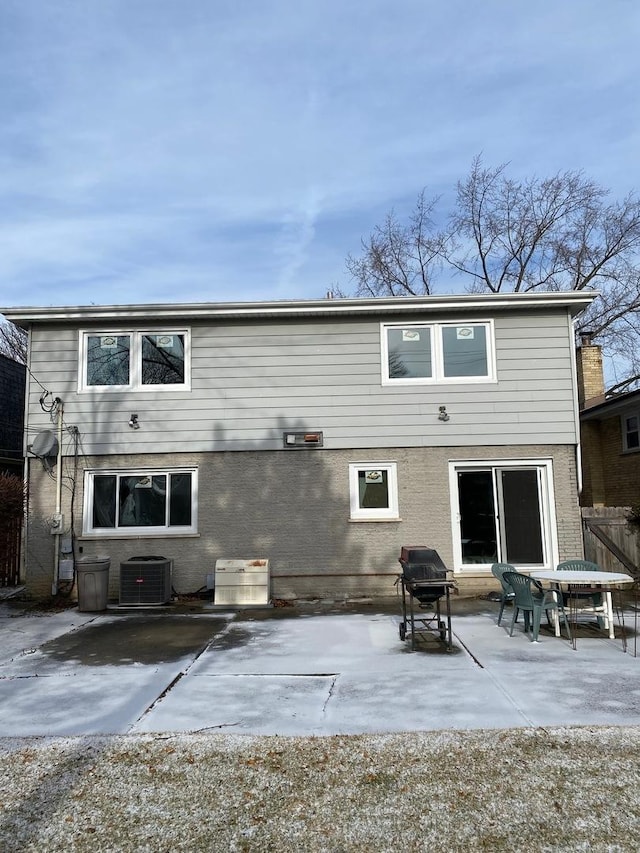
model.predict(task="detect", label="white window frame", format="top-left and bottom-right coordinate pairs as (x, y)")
top-left (78, 329), bottom-right (191, 392)
top-left (380, 320), bottom-right (496, 385)
top-left (622, 413), bottom-right (640, 452)
top-left (448, 458), bottom-right (558, 572)
top-left (82, 467), bottom-right (198, 537)
top-left (348, 462), bottom-right (399, 521)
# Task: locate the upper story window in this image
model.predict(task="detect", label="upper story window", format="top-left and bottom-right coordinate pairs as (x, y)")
top-left (381, 321), bottom-right (495, 384)
top-left (623, 414), bottom-right (640, 452)
top-left (79, 331), bottom-right (190, 391)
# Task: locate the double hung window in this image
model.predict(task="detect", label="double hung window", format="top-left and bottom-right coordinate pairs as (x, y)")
top-left (348, 463), bottom-right (399, 520)
top-left (381, 321), bottom-right (495, 384)
top-left (83, 468), bottom-right (198, 536)
top-left (79, 331), bottom-right (190, 391)
top-left (623, 414), bottom-right (640, 452)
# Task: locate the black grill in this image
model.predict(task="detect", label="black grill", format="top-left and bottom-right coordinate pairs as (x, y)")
top-left (397, 546), bottom-right (454, 649)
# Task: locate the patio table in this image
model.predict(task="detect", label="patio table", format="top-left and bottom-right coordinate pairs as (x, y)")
top-left (530, 569), bottom-right (634, 649)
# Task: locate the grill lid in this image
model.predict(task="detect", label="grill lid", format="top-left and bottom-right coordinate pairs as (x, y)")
top-left (399, 547), bottom-right (448, 581)
top-left (399, 546), bottom-right (447, 567)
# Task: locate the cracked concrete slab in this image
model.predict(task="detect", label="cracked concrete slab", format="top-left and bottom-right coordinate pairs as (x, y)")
top-left (133, 673), bottom-right (338, 735)
top-left (0, 662), bottom-right (183, 735)
top-left (0, 600), bottom-right (639, 737)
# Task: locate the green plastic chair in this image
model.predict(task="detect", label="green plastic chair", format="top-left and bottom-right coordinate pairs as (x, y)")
top-left (556, 559), bottom-right (605, 629)
top-left (491, 562), bottom-right (517, 626)
top-left (503, 571), bottom-right (572, 643)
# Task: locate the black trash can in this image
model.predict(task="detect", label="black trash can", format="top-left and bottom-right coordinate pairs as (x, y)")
top-left (76, 556), bottom-right (110, 612)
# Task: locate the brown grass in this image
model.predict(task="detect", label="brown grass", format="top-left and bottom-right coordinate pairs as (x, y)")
top-left (1, 727), bottom-right (639, 851)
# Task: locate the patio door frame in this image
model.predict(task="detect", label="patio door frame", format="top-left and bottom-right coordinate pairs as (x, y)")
top-left (448, 457), bottom-right (559, 572)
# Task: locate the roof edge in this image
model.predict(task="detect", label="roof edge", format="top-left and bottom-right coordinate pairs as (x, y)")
top-left (1, 291), bottom-right (597, 326)
top-left (580, 387), bottom-right (640, 420)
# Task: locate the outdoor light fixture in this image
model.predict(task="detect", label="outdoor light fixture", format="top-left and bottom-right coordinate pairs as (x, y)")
top-left (438, 406), bottom-right (450, 422)
top-left (128, 413), bottom-right (140, 429)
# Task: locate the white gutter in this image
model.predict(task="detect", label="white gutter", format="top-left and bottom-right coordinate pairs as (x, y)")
top-left (1, 291), bottom-right (598, 325)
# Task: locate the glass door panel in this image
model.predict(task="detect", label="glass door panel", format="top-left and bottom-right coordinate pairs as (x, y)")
top-left (499, 469), bottom-right (544, 564)
top-left (457, 470), bottom-right (498, 564)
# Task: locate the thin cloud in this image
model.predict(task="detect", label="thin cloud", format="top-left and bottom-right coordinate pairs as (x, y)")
top-left (0, 0), bottom-right (638, 305)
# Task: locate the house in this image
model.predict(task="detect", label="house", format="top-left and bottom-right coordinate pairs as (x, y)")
top-left (577, 334), bottom-right (640, 508)
top-left (0, 352), bottom-right (26, 477)
top-left (1, 292), bottom-right (595, 602)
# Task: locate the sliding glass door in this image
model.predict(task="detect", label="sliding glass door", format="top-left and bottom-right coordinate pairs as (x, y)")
top-left (452, 461), bottom-right (553, 568)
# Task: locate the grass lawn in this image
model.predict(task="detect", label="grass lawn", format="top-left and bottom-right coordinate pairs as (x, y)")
top-left (2, 726), bottom-right (640, 851)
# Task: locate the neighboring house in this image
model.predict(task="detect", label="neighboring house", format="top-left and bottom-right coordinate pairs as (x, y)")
top-left (0, 352), bottom-right (26, 477)
top-left (2, 292), bottom-right (594, 601)
top-left (577, 335), bottom-right (640, 508)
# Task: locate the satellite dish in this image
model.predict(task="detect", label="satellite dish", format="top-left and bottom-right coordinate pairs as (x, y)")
top-left (30, 430), bottom-right (59, 459)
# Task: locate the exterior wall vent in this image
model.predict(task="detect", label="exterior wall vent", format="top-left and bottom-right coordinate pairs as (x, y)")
top-left (119, 557), bottom-right (172, 605)
top-left (283, 431), bottom-right (323, 448)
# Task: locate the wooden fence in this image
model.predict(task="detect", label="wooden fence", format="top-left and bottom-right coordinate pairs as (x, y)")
top-left (581, 507), bottom-right (639, 579)
top-left (0, 515), bottom-right (22, 587)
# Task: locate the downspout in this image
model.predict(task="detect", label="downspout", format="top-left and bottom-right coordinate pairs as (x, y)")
top-left (20, 326), bottom-right (32, 586)
top-left (52, 399), bottom-right (64, 596)
top-left (569, 312), bottom-right (583, 497)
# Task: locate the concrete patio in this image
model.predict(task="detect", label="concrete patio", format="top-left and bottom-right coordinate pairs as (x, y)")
top-left (1, 595), bottom-right (639, 737)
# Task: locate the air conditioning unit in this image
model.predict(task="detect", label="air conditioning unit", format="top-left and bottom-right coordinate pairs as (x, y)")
top-left (119, 556), bottom-right (172, 605)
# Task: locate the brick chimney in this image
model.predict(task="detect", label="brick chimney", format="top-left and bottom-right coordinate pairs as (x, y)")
top-left (576, 332), bottom-right (605, 409)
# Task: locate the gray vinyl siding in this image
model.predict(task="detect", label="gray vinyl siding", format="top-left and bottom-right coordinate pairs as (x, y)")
top-left (25, 311), bottom-right (578, 455)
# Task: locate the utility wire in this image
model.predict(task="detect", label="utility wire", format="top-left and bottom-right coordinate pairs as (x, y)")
top-left (25, 364), bottom-right (49, 394)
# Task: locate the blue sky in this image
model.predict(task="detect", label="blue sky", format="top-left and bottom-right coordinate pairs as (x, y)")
top-left (1, 0), bottom-right (639, 308)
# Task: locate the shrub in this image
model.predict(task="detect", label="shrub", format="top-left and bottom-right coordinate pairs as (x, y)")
top-left (0, 472), bottom-right (24, 525)
top-left (626, 504), bottom-right (640, 531)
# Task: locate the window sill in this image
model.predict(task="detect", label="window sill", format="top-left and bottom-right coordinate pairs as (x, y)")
top-left (348, 517), bottom-right (402, 523)
top-left (78, 532), bottom-right (200, 540)
top-left (454, 566), bottom-right (550, 575)
top-left (77, 386), bottom-right (192, 394)
top-left (381, 377), bottom-right (497, 386)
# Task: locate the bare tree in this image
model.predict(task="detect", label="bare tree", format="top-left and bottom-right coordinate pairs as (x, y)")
top-left (447, 158), bottom-right (614, 293)
top-left (448, 158), bottom-right (640, 378)
top-left (345, 156), bottom-right (640, 385)
top-left (0, 319), bottom-right (27, 365)
top-left (345, 191), bottom-right (445, 297)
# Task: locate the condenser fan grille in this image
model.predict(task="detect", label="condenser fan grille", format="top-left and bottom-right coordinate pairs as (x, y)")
top-left (119, 558), bottom-right (172, 605)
